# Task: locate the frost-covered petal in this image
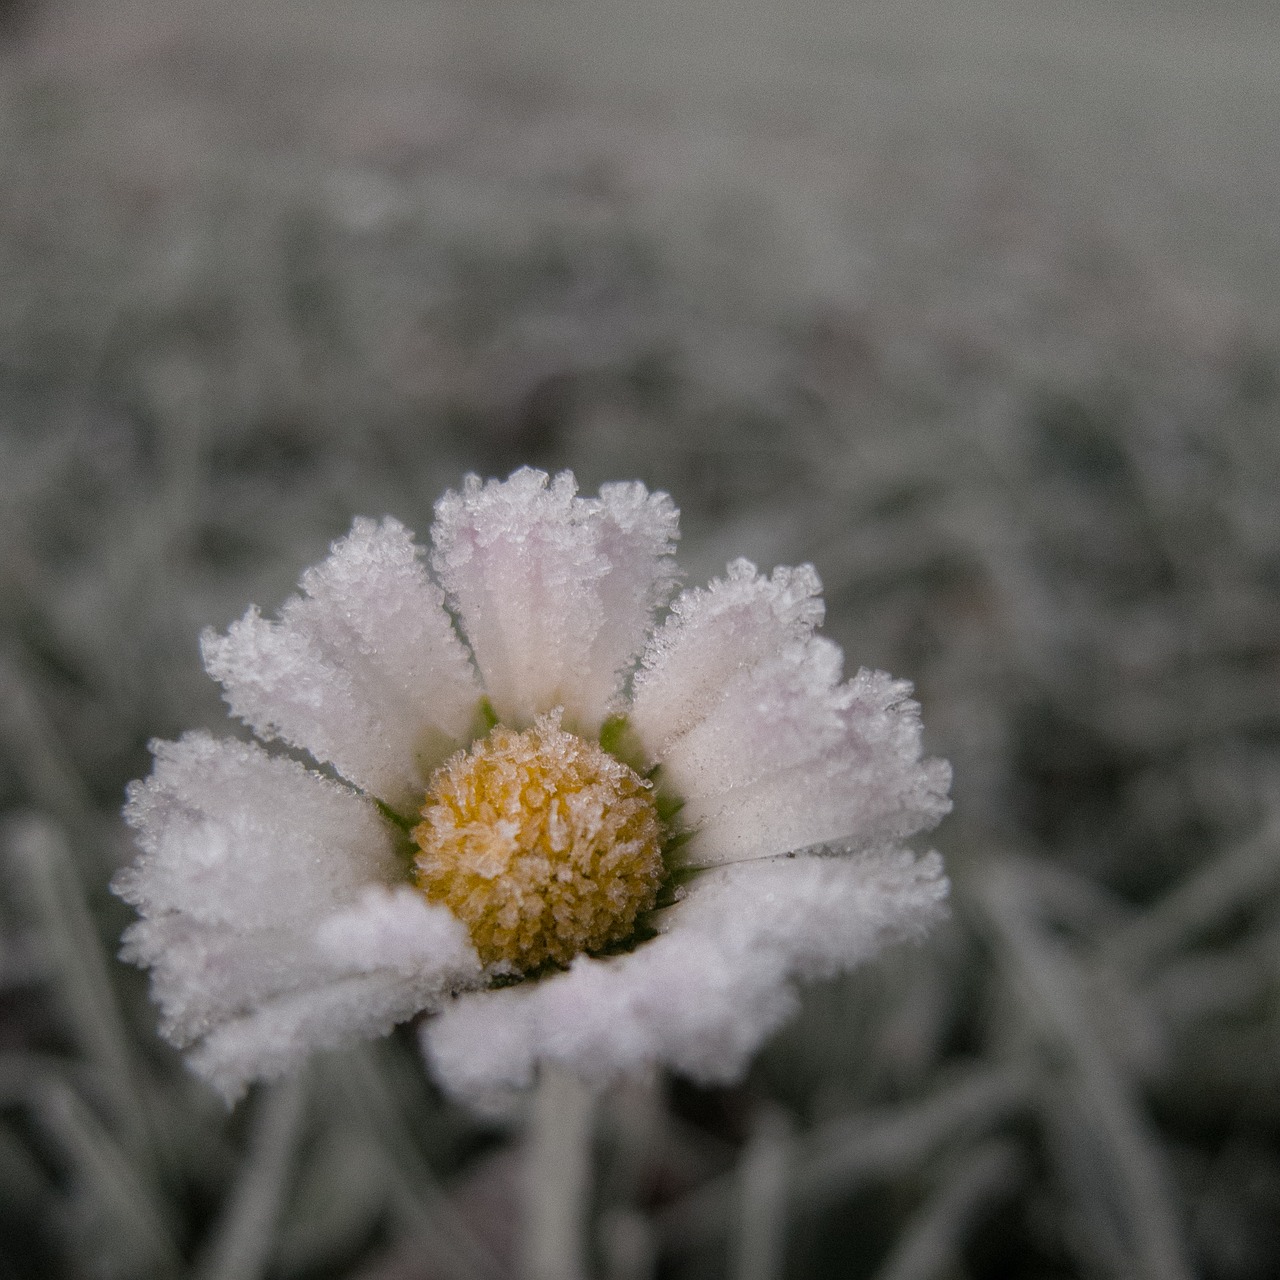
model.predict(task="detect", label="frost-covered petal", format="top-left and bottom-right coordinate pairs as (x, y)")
top-left (629, 558), bottom-right (825, 759)
top-left (201, 517), bottom-right (480, 808)
top-left (120, 884), bottom-right (480, 1096)
top-left (116, 732), bottom-right (400, 929)
top-left (115, 735), bottom-right (482, 1089)
top-left (670, 660), bottom-right (953, 866)
top-left (315, 885), bottom-right (480, 978)
top-left (188, 971), bottom-right (460, 1103)
top-left (120, 915), bottom-right (325, 1050)
top-left (431, 469), bottom-right (678, 732)
top-left (179, 888), bottom-right (482, 1100)
top-left (631, 560), bottom-right (949, 865)
top-left (579, 481), bottom-right (682, 719)
top-left (422, 848), bottom-right (948, 1106)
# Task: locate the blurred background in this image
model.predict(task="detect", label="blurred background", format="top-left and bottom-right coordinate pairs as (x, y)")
top-left (2, 0), bottom-right (1279, 1276)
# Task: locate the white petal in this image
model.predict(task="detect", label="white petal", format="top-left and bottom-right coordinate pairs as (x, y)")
top-left (119, 838), bottom-right (480, 1095)
top-left (668, 846), bottom-right (950, 977)
top-left (422, 848), bottom-right (948, 1106)
top-left (117, 732), bottom-right (399, 930)
top-left (201, 517), bottom-right (480, 807)
top-left (629, 559), bottom-right (825, 760)
top-left (315, 885), bottom-right (480, 978)
top-left (120, 914), bottom-right (322, 1049)
top-left (579, 481), bottom-right (682, 721)
top-left (631, 559), bottom-right (949, 864)
top-left (671, 663), bottom-right (953, 866)
top-left (187, 971), bottom-right (454, 1102)
top-left (431, 469), bottom-right (678, 732)
top-left (179, 892), bottom-right (482, 1100)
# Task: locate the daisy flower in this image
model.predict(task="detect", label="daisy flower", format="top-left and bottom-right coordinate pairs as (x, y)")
top-left (115, 468), bottom-right (951, 1106)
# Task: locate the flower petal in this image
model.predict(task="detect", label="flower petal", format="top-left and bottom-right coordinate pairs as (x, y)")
top-left (117, 732), bottom-right (400, 930)
top-left (630, 560), bottom-right (947, 864)
top-left (670, 657), bottom-right (953, 866)
top-left (629, 558), bottom-right (825, 759)
top-left (422, 848), bottom-right (948, 1106)
top-left (314, 884), bottom-right (480, 978)
top-left (121, 891), bottom-right (479, 1093)
top-left (431, 469), bottom-right (678, 732)
top-left (201, 517), bottom-right (480, 808)
top-left (187, 971), bottom-right (458, 1102)
top-left (179, 887), bottom-right (480, 1101)
top-left (120, 915), bottom-right (323, 1049)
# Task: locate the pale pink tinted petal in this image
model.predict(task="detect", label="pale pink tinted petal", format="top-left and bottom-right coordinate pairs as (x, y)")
top-left (120, 915), bottom-right (322, 1050)
top-left (314, 885), bottom-right (480, 978)
top-left (577, 480), bottom-right (680, 721)
top-left (121, 896), bottom-right (478, 1097)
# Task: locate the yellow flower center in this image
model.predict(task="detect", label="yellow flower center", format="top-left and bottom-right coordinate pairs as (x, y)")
top-left (411, 715), bottom-right (665, 973)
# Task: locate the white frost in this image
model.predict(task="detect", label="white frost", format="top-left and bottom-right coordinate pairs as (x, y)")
top-left (117, 733), bottom-right (483, 1099)
top-left (423, 848), bottom-right (949, 1107)
top-left (118, 469), bottom-right (952, 1106)
top-left (431, 468), bottom-right (678, 733)
top-left (201, 517), bottom-right (480, 809)
top-left (630, 558), bottom-right (825, 758)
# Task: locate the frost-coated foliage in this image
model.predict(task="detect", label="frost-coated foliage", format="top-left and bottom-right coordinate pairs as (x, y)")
top-left (3, 2), bottom-right (1280, 1278)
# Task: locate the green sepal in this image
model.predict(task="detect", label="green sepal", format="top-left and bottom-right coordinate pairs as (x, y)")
top-left (655, 790), bottom-right (685, 823)
top-left (470, 696), bottom-right (500, 740)
top-left (598, 713), bottom-right (648, 774)
top-left (374, 799), bottom-right (415, 835)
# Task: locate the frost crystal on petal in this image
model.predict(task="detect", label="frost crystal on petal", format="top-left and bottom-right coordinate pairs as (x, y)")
top-left (631, 557), bottom-right (949, 866)
top-left (423, 848), bottom-right (949, 1106)
top-left (117, 470), bottom-right (952, 1105)
top-left (117, 733), bottom-right (482, 1098)
top-left (187, 973), bottom-right (456, 1102)
top-left (431, 468), bottom-right (678, 732)
top-left (673, 660), bottom-right (952, 866)
top-left (630, 558), bottom-right (825, 758)
top-left (201, 517), bottom-right (480, 808)
top-left (118, 732), bottom-right (401, 928)
top-left (315, 885), bottom-right (479, 977)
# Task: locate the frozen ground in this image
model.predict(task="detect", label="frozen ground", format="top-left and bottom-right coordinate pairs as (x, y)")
top-left (2, 1), bottom-right (1279, 1277)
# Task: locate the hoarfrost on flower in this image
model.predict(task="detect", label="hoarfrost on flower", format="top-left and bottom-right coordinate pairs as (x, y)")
top-left (117, 467), bottom-right (951, 1104)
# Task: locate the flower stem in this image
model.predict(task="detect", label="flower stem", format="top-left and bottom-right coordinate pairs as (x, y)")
top-left (733, 1106), bottom-right (792, 1280)
top-left (525, 1063), bottom-right (595, 1280)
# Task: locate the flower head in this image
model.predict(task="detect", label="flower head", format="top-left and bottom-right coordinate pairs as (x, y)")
top-left (116, 468), bottom-right (951, 1105)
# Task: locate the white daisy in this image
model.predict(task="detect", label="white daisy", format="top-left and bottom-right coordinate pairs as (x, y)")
top-left (116, 468), bottom-right (951, 1106)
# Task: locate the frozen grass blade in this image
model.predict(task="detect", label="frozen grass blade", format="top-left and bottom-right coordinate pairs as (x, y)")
top-left (970, 860), bottom-right (1195, 1280)
top-left (329, 1047), bottom-right (505, 1280)
top-left (870, 1140), bottom-right (1023, 1280)
top-left (599, 1208), bottom-right (656, 1280)
top-left (5, 814), bottom-right (156, 1169)
top-left (658, 1062), bottom-right (1031, 1248)
top-left (1103, 812), bottom-right (1280, 975)
top-left (797, 1064), bottom-right (1031, 1210)
top-left (33, 1077), bottom-right (181, 1278)
top-left (0, 1120), bottom-right (49, 1222)
top-left (273, 1121), bottom-right (388, 1275)
top-left (193, 1075), bottom-right (308, 1280)
top-left (0, 657), bottom-right (96, 832)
